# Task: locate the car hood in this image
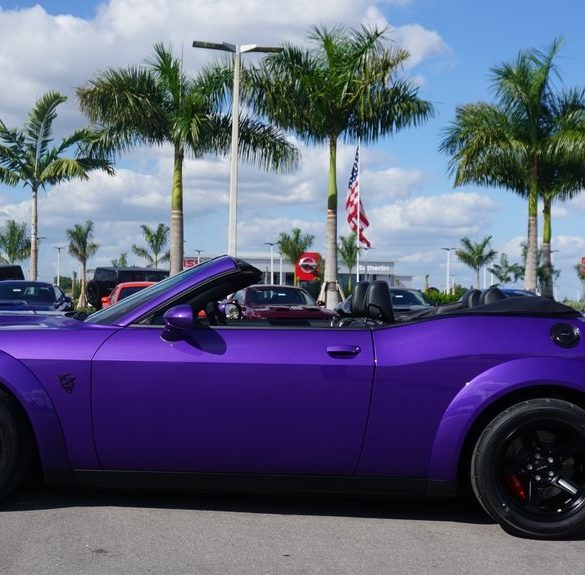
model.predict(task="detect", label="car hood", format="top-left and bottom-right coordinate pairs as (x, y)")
top-left (0, 311), bottom-right (83, 329)
top-left (0, 299), bottom-right (60, 311)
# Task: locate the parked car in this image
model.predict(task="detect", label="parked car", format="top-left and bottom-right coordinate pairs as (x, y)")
top-left (0, 257), bottom-right (585, 539)
top-left (0, 280), bottom-right (73, 312)
top-left (0, 264), bottom-right (25, 281)
top-left (336, 286), bottom-right (432, 317)
top-left (501, 288), bottom-right (537, 298)
top-left (100, 281), bottom-right (155, 309)
top-left (225, 284), bottom-right (338, 321)
top-left (86, 266), bottom-right (169, 309)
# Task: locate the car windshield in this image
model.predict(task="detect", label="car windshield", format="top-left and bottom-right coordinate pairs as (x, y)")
top-left (248, 287), bottom-right (315, 306)
top-left (0, 282), bottom-right (55, 303)
top-left (390, 290), bottom-right (427, 306)
top-left (118, 285), bottom-right (151, 300)
top-left (117, 270), bottom-right (169, 282)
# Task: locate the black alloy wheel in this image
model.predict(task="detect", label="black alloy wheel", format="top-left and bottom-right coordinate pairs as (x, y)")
top-left (471, 398), bottom-right (585, 539)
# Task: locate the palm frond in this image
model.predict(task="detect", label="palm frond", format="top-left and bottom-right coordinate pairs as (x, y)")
top-left (24, 92), bottom-right (67, 165)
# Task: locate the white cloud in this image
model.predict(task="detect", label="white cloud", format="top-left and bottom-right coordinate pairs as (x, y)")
top-left (370, 192), bottom-right (495, 239)
top-left (365, 167), bottom-right (425, 200)
top-left (568, 192), bottom-right (585, 213)
top-left (391, 23), bottom-right (450, 68)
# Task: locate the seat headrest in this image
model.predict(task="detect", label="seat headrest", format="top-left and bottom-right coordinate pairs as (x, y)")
top-left (479, 286), bottom-right (506, 305)
top-left (461, 288), bottom-right (482, 308)
top-left (364, 281), bottom-right (394, 323)
top-left (351, 281), bottom-right (370, 315)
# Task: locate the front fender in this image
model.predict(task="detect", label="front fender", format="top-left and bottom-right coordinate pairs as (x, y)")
top-left (0, 350), bottom-right (71, 485)
top-left (428, 357), bottom-right (585, 483)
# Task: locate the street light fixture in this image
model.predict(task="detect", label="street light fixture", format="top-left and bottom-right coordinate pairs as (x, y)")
top-left (441, 247), bottom-right (456, 294)
top-left (192, 40), bottom-right (282, 257)
top-left (194, 249), bottom-right (204, 265)
top-left (264, 242), bottom-right (277, 284)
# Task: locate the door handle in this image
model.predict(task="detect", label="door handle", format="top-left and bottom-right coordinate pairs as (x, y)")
top-left (326, 345), bottom-right (361, 358)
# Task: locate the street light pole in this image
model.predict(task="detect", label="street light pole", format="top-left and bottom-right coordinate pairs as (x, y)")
top-left (192, 40), bottom-right (282, 257)
top-left (54, 246), bottom-right (64, 287)
top-left (278, 251), bottom-right (283, 285)
top-left (363, 247), bottom-right (374, 281)
top-left (194, 249), bottom-right (203, 265)
top-left (441, 247), bottom-right (456, 294)
top-left (264, 242), bottom-right (276, 284)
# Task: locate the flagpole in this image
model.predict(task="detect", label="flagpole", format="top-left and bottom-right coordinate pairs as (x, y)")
top-left (355, 141), bottom-right (361, 284)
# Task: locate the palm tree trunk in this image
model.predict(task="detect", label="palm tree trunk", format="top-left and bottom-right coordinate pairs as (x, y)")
top-left (170, 146), bottom-right (184, 276)
top-left (78, 261), bottom-right (88, 308)
top-left (524, 180), bottom-right (539, 292)
top-left (324, 137), bottom-right (339, 308)
top-left (30, 186), bottom-right (38, 281)
top-left (541, 197), bottom-right (553, 298)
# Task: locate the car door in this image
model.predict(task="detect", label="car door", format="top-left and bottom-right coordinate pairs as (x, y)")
top-left (91, 323), bottom-right (375, 475)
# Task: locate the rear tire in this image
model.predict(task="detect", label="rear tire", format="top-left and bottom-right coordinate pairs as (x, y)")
top-left (0, 390), bottom-right (33, 500)
top-left (471, 398), bottom-right (585, 539)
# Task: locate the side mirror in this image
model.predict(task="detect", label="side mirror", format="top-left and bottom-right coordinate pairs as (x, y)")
top-left (101, 296), bottom-right (109, 304)
top-left (162, 305), bottom-right (194, 341)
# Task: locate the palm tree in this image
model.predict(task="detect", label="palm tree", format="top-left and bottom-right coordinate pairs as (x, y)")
top-left (0, 91), bottom-right (114, 280)
top-left (338, 232), bottom-right (358, 292)
top-left (455, 236), bottom-right (498, 289)
top-left (489, 253), bottom-right (524, 286)
top-left (111, 253), bottom-right (128, 267)
top-left (77, 43), bottom-right (298, 276)
top-left (246, 25), bottom-right (433, 306)
top-left (575, 263), bottom-right (585, 301)
top-left (278, 228), bottom-right (315, 286)
top-left (518, 241), bottom-right (560, 295)
top-left (440, 38), bottom-right (585, 296)
top-left (0, 220), bottom-right (31, 264)
top-left (67, 220), bottom-right (99, 308)
top-left (132, 223), bottom-right (170, 268)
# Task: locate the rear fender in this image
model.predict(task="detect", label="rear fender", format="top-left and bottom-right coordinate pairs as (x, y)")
top-left (428, 357), bottom-right (585, 482)
top-left (0, 351), bottom-right (71, 485)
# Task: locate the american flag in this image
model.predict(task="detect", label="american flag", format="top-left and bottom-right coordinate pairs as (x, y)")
top-left (345, 145), bottom-right (371, 248)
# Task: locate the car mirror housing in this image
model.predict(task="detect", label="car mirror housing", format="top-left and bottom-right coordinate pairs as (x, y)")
top-left (162, 305), bottom-right (194, 341)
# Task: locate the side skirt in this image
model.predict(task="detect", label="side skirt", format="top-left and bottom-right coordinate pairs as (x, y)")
top-left (73, 470), bottom-right (456, 498)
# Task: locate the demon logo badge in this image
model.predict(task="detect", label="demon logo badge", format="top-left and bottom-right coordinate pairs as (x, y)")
top-left (59, 373), bottom-right (76, 393)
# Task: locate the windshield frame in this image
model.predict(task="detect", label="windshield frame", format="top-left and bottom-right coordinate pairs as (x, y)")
top-left (84, 259), bottom-right (228, 325)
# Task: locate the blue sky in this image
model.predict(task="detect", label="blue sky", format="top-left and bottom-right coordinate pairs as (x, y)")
top-left (1, 0), bottom-right (585, 299)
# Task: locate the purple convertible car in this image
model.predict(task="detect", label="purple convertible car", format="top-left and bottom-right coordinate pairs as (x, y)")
top-left (1, 256), bottom-right (585, 539)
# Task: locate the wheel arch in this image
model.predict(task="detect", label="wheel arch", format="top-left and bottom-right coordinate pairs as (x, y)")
top-left (0, 352), bottom-right (72, 486)
top-left (428, 357), bottom-right (585, 492)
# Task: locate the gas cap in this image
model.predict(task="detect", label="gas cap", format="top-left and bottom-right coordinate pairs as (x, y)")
top-left (550, 323), bottom-right (581, 348)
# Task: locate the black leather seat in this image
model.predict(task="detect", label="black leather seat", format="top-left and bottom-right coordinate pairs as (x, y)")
top-left (461, 288), bottom-right (481, 308)
top-left (337, 281), bottom-right (370, 326)
top-left (364, 281), bottom-right (395, 324)
top-left (351, 281), bottom-right (369, 315)
top-left (479, 286), bottom-right (506, 305)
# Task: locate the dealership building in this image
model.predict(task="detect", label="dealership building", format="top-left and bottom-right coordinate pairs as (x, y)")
top-left (184, 254), bottom-right (412, 296)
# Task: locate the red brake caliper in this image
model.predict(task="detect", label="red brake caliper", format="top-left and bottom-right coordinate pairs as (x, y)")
top-left (505, 474), bottom-right (527, 502)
